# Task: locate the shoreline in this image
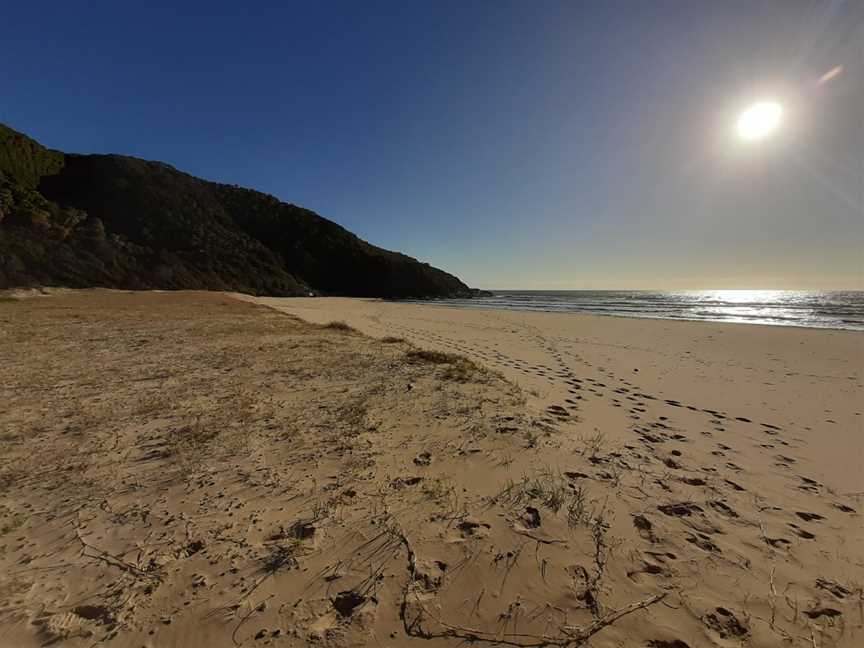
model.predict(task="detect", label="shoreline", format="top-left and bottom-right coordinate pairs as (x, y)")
top-left (396, 297), bottom-right (864, 333)
top-left (6, 287), bottom-right (862, 332)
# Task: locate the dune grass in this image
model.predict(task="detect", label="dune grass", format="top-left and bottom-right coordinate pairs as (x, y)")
top-left (322, 320), bottom-right (356, 333)
top-left (406, 349), bottom-right (484, 382)
top-left (405, 349), bottom-right (464, 364)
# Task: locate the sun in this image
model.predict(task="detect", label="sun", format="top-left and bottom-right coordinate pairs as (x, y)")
top-left (735, 101), bottom-right (783, 140)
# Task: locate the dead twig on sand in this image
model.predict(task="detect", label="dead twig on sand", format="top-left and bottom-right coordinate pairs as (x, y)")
top-left (395, 529), bottom-right (666, 647)
top-left (513, 529), bottom-right (567, 545)
top-left (232, 595), bottom-right (275, 646)
top-left (73, 515), bottom-right (159, 582)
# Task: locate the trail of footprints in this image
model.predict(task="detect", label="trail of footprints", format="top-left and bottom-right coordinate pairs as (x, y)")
top-left (367, 316), bottom-right (858, 554)
top-left (361, 312), bottom-right (861, 642)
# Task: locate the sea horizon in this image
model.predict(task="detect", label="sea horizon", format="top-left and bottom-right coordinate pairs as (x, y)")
top-left (411, 288), bottom-right (864, 331)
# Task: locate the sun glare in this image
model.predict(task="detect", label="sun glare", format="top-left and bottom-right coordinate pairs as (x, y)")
top-left (735, 101), bottom-right (783, 141)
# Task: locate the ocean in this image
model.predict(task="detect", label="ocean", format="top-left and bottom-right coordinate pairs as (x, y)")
top-left (413, 290), bottom-right (864, 331)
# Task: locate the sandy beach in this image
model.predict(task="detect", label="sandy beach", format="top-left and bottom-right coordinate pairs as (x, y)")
top-left (1, 291), bottom-right (862, 648)
top-left (4, 1), bottom-right (861, 646)
top-left (250, 296), bottom-right (863, 492)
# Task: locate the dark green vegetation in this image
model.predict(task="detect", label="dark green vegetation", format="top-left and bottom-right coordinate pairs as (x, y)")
top-left (405, 348), bottom-right (484, 382)
top-left (405, 349), bottom-right (466, 364)
top-left (0, 123), bottom-right (473, 298)
top-left (321, 321), bottom-right (357, 333)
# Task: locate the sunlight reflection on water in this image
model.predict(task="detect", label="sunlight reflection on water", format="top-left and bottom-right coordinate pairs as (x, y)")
top-left (411, 290), bottom-right (864, 331)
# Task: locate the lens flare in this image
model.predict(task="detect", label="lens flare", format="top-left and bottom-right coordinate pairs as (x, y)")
top-left (817, 65), bottom-right (843, 85)
top-left (736, 101), bottom-right (783, 141)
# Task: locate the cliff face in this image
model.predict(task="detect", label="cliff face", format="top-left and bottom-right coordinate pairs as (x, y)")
top-left (0, 124), bottom-right (471, 298)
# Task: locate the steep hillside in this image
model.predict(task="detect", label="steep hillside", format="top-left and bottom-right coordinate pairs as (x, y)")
top-left (0, 124), bottom-right (472, 298)
top-left (0, 123), bottom-right (64, 188)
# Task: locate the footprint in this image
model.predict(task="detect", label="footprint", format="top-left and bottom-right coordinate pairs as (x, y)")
top-left (521, 506), bottom-right (541, 528)
top-left (663, 457), bottom-right (682, 469)
top-left (413, 452), bottom-right (432, 466)
top-left (626, 561), bottom-right (666, 581)
top-left (658, 502), bottom-right (703, 517)
top-left (546, 405), bottom-right (569, 417)
top-left (708, 501), bottom-right (739, 518)
top-left (687, 533), bottom-right (721, 553)
top-left (457, 518), bottom-right (490, 538)
top-left (332, 591), bottom-right (366, 618)
top-left (646, 550), bottom-right (677, 562)
top-left (765, 536), bottom-right (791, 548)
top-left (679, 477), bottom-right (706, 486)
top-left (565, 471), bottom-right (590, 480)
top-left (391, 476), bottom-right (423, 488)
top-left (804, 607), bottom-right (841, 620)
top-left (704, 607), bottom-right (748, 638)
top-left (787, 523), bottom-right (816, 540)
top-left (816, 578), bottom-right (851, 599)
top-left (632, 514), bottom-right (655, 541)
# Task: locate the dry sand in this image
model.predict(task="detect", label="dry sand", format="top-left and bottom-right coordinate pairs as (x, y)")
top-left (1, 291), bottom-right (862, 648)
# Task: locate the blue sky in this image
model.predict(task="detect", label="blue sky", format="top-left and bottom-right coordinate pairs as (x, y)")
top-left (2, 0), bottom-right (861, 289)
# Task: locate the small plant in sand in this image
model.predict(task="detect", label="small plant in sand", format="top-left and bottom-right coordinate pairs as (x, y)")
top-left (166, 418), bottom-right (218, 472)
top-left (510, 388), bottom-right (529, 408)
top-left (406, 348), bottom-right (492, 383)
top-left (422, 476), bottom-right (456, 503)
top-left (421, 476), bottom-right (467, 519)
top-left (440, 361), bottom-right (478, 382)
top-left (406, 349), bottom-right (465, 364)
top-left (262, 540), bottom-right (304, 574)
top-left (322, 320), bottom-right (356, 332)
top-left (492, 468), bottom-right (583, 518)
top-left (227, 538), bottom-right (310, 626)
top-left (0, 509), bottom-right (23, 536)
top-left (0, 468), bottom-right (24, 494)
top-left (0, 429), bottom-right (20, 443)
top-left (579, 428), bottom-right (607, 460)
top-left (578, 501), bottom-right (616, 616)
top-left (338, 397), bottom-right (369, 431)
top-left (523, 428), bottom-right (540, 448)
top-left (134, 390), bottom-right (167, 416)
top-left (490, 467), bottom-right (597, 531)
top-left (567, 485), bottom-right (591, 528)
